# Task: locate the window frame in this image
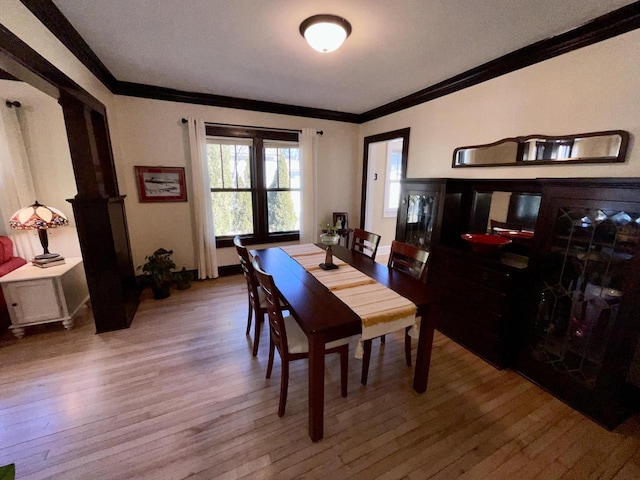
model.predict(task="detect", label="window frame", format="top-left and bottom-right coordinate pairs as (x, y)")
top-left (206, 126), bottom-right (300, 248)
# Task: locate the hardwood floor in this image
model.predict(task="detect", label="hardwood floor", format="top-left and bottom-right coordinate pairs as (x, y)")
top-left (0, 275), bottom-right (639, 479)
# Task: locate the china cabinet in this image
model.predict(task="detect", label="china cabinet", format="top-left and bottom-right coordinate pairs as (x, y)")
top-left (426, 179), bottom-right (540, 368)
top-left (420, 177), bottom-right (640, 429)
top-left (515, 179), bottom-right (640, 429)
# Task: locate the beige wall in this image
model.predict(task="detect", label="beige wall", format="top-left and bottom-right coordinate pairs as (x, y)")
top-left (359, 29), bottom-right (640, 185)
top-left (112, 96), bottom-right (359, 269)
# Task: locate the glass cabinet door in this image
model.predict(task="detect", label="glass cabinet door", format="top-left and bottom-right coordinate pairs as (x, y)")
top-left (401, 192), bottom-right (438, 249)
top-left (395, 180), bottom-right (444, 251)
top-left (531, 206), bottom-right (640, 386)
top-left (517, 187), bottom-right (640, 429)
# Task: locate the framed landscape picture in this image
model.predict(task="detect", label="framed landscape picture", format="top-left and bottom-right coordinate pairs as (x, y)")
top-left (135, 166), bottom-right (187, 202)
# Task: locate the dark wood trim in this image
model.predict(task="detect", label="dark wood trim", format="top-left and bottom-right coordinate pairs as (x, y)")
top-left (358, 1), bottom-right (640, 122)
top-left (20, 0), bottom-right (118, 91)
top-left (19, 1), bottom-right (640, 123)
top-left (360, 128), bottom-right (410, 229)
top-left (217, 264), bottom-right (243, 277)
top-left (0, 23), bottom-right (107, 111)
top-left (116, 81), bottom-right (359, 123)
top-left (0, 68), bottom-right (19, 81)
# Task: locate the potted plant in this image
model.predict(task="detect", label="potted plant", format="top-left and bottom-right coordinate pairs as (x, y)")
top-left (174, 267), bottom-right (192, 290)
top-left (138, 248), bottom-right (176, 299)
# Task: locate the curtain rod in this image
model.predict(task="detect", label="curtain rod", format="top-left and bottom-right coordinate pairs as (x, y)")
top-left (5, 100), bottom-right (21, 108)
top-left (181, 118), bottom-right (323, 135)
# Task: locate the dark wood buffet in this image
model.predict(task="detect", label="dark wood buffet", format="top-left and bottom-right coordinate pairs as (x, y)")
top-left (396, 177), bottom-right (640, 429)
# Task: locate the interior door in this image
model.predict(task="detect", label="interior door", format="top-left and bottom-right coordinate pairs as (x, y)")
top-left (361, 129), bottom-right (410, 247)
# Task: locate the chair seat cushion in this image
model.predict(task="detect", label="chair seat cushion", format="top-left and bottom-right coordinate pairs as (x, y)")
top-left (284, 316), bottom-right (350, 354)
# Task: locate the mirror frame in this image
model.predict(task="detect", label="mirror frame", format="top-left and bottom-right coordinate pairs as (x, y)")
top-left (452, 130), bottom-right (629, 168)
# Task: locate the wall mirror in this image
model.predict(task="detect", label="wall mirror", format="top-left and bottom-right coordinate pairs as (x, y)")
top-left (453, 130), bottom-right (629, 167)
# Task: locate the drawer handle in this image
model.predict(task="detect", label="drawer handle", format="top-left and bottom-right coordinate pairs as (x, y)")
top-left (11, 303), bottom-right (17, 307)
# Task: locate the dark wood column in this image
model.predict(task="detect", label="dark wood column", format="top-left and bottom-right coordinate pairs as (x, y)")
top-left (60, 92), bottom-right (139, 332)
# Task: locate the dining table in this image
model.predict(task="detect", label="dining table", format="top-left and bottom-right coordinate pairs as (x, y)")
top-left (252, 243), bottom-right (439, 441)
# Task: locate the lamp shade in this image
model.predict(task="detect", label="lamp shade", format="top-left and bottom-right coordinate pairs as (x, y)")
top-left (300, 14), bottom-right (352, 53)
top-left (9, 201), bottom-right (68, 230)
top-left (9, 201), bottom-right (69, 260)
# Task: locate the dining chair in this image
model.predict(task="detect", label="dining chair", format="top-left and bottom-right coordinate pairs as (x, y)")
top-left (234, 236), bottom-right (268, 356)
top-left (360, 240), bottom-right (428, 385)
top-left (253, 255), bottom-right (350, 417)
top-left (351, 228), bottom-right (382, 260)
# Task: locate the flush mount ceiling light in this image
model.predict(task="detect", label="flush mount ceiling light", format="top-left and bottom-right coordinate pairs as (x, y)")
top-left (299, 14), bottom-right (352, 53)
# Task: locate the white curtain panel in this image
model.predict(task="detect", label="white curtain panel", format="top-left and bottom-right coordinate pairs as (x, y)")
top-left (0, 102), bottom-right (39, 260)
top-left (299, 128), bottom-right (319, 244)
top-left (187, 118), bottom-right (218, 279)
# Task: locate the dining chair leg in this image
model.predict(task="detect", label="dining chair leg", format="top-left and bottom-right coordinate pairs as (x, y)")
top-left (340, 346), bottom-right (348, 397)
top-left (361, 339), bottom-right (373, 385)
top-left (405, 327), bottom-right (412, 367)
top-left (278, 358), bottom-right (289, 417)
top-left (252, 312), bottom-right (262, 356)
top-left (245, 302), bottom-right (253, 336)
top-left (266, 338), bottom-right (275, 379)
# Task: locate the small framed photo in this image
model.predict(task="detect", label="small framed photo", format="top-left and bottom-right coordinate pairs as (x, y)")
top-left (135, 166), bottom-right (187, 202)
top-left (333, 212), bottom-right (348, 230)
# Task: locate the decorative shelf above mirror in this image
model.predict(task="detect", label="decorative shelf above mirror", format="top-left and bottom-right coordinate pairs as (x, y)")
top-left (452, 130), bottom-right (629, 168)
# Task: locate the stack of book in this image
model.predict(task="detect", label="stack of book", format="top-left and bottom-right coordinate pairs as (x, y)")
top-left (32, 255), bottom-right (66, 268)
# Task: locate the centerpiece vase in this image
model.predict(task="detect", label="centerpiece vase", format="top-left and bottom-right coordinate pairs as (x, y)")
top-left (319, 232), bottom-right (339, 270)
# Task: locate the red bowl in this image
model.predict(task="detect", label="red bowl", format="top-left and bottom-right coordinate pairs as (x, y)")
top-left (461, 233), bottom-right (512, 254)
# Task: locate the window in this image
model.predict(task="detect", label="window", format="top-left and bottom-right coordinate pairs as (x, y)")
top-left (206, 126), bottom-right (300, 247)
top-left (384, 139), bottom-right (403, 217)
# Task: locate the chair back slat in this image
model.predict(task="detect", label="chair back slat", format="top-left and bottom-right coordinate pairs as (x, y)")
top-left (351, 228), bottom-right (382, 260)
top-left (252, 255), bottom-right (289, 356)
top-left (234, 236), bottom-right (261, 310)
top-left (387, 240), bottom-right (429, 282)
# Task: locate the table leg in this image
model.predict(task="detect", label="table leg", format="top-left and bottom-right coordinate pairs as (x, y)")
top-left (308, 332), bottom-right (326, 441)
top-left (413, 307), bottom-right (436, 393)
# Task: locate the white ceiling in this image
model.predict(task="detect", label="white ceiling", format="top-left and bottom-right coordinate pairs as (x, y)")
top-left (52, 0), bottom-right (634, 114)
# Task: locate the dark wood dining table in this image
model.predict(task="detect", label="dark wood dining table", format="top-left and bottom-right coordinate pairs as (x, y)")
top-left (252, 244), bottom-right (438, 441)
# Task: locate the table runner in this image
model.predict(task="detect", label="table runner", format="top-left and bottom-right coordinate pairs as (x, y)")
top-left (281, 244), bottom-right (418, 358)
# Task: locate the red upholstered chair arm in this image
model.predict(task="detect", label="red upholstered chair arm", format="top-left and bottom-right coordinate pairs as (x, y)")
top-left (0, 256), bottom-right (27, 277)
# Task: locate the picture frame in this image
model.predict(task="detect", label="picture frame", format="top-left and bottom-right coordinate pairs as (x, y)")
top-left (135, 166), bottom-right (187, 202)
top-left (332, 212), bottom-right (348, 230)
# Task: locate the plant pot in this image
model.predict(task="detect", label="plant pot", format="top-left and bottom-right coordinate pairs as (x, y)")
top-left (176, 280), bottom-right (191, 290)
top-left (151, 284), bottom-right (171, 299)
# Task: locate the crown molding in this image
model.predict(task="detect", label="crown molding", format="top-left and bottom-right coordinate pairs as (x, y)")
top-left (0, 68), bottom-right (20, 81)
top-left (20, 0), bottom-right (640, 124)
top-left (359, 1), bottom-right (640, 122)
top-left (115, 81), bottom-right (360, 123)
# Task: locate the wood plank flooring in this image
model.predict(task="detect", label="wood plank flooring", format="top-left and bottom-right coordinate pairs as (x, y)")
top-left (0, 275), bottom-right (639, 479)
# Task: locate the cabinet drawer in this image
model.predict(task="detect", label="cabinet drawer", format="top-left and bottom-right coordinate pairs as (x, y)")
top-left (431, 253), bottom-right (511, 292)
top-left (433, 302), bottom-right (506, 367)
top-left (431, 271), bottom-right (508, 314)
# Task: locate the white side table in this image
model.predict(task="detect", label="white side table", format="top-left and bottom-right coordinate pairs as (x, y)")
top-left (0, 257), bottom-right (89, 338)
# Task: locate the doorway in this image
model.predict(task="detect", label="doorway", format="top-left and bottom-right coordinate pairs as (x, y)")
top-left (360, 128), bottom-right (410, 249)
